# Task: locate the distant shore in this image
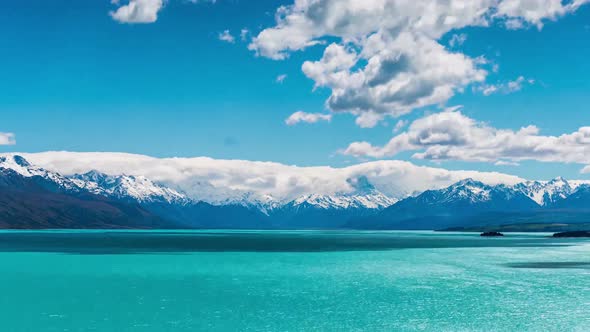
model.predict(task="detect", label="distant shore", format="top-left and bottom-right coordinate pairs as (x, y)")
top-left (439, 222), bottom-right (590, 233)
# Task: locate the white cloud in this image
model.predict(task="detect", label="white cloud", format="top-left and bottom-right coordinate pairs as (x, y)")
top-left (393, 120), bottom-right (408, 133)
top-left (248, 0), bottom-right (587, 126)
top-left (495, 160), bottom-right (520, 166)
top-left (240, 28), bottom-right (250, 41)
top-left (285, 111), bottom-right (332, 126)
top-left (110, 0), bottom-right (164, 24)
top-left (218, 30), bottom-right (235, 43)
top-left (342, 110), bottom-right (590, 172)
top-left (0, 132), bottom-right (15, 145)
top-left (13, 151), bottom-right (524, 203)
top-left (477, 76), bottom-right (534, 95)
top-left (299, 32), bottom-right (486, 127)
top-left (449, 33), bottom-right (467, 48)
top-left (110, 0), bottom-right (216, 23)
top-left (275, 74), bottom-right (288, 84)
top-left (496, 0), bottom-right (589, 29)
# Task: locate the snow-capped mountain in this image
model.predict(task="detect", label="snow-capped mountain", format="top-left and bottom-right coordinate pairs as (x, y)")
top-left (0, 155), bottom-right (80, 192)
top-left (198, 175), bottom-right (396, 216)
top-left (0, 156), bottom-right (189, 205)
top-left (0, 155), bottom-right (171, 229)
top-left (351, 177), bottom-right (590, 230)
top-left (208, 191), bottom-right (282, 215)
top-left (349, 178), bottom-right (541, 230)
top-left (71, 170), bottom-right (189, 204)
top-left (4, 155), bottom-right (590, 212)
top-left (398, 178), bottom-right (535, 210)
top-left (512, 177), bottom-right (590, 206)
top-left (1, 156), bottom-right (396, 213)
top-left (430, 178), bottom-right (496, 204)
top-left (266, 176), bottom-right (397, 228)
top-left (290, 193), bottom-right (395, 210)
top-left (4, 155), bottom-right (590, 230)
top-left (288, 176), bottom-right (396, 210)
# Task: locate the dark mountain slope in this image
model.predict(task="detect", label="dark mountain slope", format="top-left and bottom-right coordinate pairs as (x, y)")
top-left (348, 179), bottom-right (541, 230)
top-left (0, 166), bottom-right (172, 229)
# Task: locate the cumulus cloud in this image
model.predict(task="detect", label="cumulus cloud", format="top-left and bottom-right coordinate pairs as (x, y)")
top-left (248, 0), bottom-right (587, 126)
top-left (285, 111), bottom-right (332, 126)
top-left (110, 0), bottom-right (164, 23)
top-left (0, 132), bottom-right (15, 145)
top-left (110, 0), bottom-right (216, 23)
top-left (496, 0), bottom-right (589, 29)
top-left (13, 151), bottom-right (523, 203)
top-left (343, 110), bottom-right (590, 172)
top-left (218, 30), bottom-right (235, 43)
top-left (299, 30), bottom-right (486, 125)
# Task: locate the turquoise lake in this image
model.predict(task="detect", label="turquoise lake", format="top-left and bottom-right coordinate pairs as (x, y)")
top-left (0, 230), bottom-right (588, 331)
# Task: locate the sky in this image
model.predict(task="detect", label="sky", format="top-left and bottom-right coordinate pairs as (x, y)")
top-left (1, 0), bottom-right (590, 181)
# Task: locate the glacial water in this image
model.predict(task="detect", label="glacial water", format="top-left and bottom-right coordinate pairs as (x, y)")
top-left (0, 230), bottom-right (588, 332)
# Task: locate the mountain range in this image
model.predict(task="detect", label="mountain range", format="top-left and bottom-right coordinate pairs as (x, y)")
top-left (1, 155), bottom-right (590, 230)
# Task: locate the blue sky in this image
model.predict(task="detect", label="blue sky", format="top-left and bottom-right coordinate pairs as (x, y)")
top-left (1, 0), bottom-right (589, 180)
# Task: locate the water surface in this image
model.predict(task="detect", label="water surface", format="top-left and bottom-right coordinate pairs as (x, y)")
top-left (0, 230), bottom-right (588, 331)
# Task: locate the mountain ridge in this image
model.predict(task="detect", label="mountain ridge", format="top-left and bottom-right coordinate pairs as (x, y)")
top-left (2, 155), bottom-right (590, 229)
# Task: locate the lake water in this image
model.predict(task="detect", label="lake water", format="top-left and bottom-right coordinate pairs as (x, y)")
top-left (0, 230), bottom-right (588, 331)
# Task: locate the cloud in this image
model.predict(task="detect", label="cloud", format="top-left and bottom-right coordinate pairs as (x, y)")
top-left (476, 76), bottom-right (534, 95)
top-left (110, 0), bottom-right (164, 24)
top-left (248, 0), bottom-right (588, 126)
top-left (342, 110), bottom-right (590, 172)
top-left (218, 30), bottom-right (235, 43)
top-left (240, 28), bottom-right (250, 41)
top-left (275, 74), bottom-right (288, 84)
top-left (0, 132), bottom-right (15, 145)
top-left (449, 33), bottom-right (468, 48)
top-left (12, 151), bottom-right (524, 203)
top-left (496, 0), bottom-right (589, 29)
top-left (393, 120), bottom-right (408, 133)
top-left (495, 160), bottom-right (520, 166)
top-left (110, 0), bottom-right (216, 23)
top-left (285, 111), bottom-right (332, 125)
top-left (299, 33), bottom-right (486, 127)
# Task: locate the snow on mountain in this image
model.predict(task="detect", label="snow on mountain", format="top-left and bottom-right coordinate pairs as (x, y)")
top-left (207, 191), bottom-right (282, 215)
top-left (0, 156), bottom-right (188, 204)
top-left (0, 156), bottom-right (397, 212)
top-left (290, 192), bottom-right (396, 210)
top-left (288, 176), bottom-right (397, 210)
top-left (512, 177), bottom-right (590, 206)
top-left (0, 155), bottom-right (80, 192)
top-left (6, 155), bottom-right (590, 214)
top-left (436, 179), bottom-right (494, 203)
top-left (203, 175), bottom-right (397, 213)
top-left (402, 178), bottom-right (534, 209)
top-left (71, 170), bottom-right (188, 204)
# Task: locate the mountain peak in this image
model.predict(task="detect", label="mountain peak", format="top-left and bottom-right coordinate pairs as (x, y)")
top-left (0, 155), bottom-right (44, 177)
top-left (72, 170), bottom-right (188, 204)
top-left (548, 176), bottom-right (567, 184)
top-left (80, 170), bottom-right (109, 182)
top-left (346, 175), bottom-right (376, 194)
top-left (453, 178), bottom-right (486, 188)
top-left (12, 155), bottom-right (31, 167)
top-left (0, 155), bottom-right (31, 168)
top-left (515, 176), bottom-right (574, 206)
